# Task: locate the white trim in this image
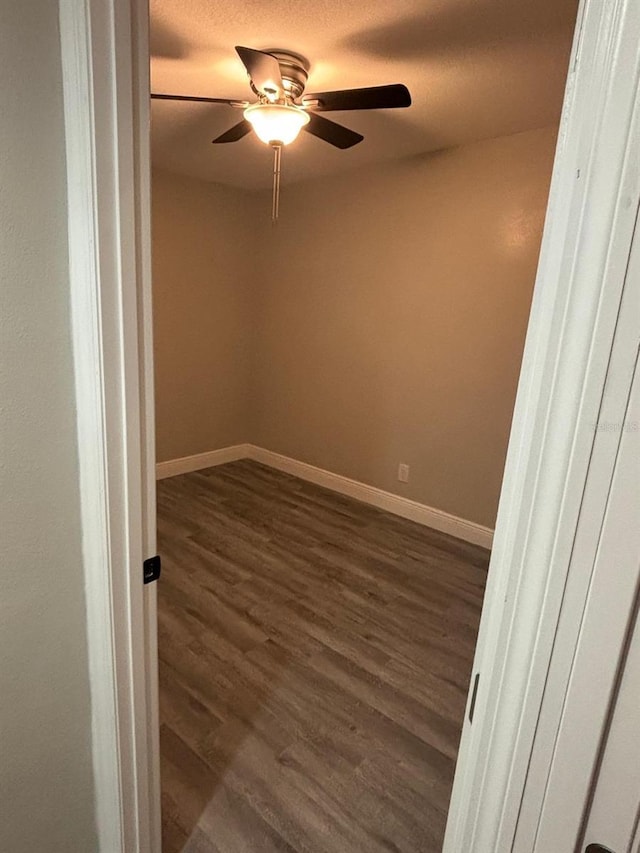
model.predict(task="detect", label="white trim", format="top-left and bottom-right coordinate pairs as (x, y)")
top-left (155, 444), bottom-right (493, 549)
top-left (130, 0), bottom-right (162, 848)
top-left (156, 444), bottom-right (251, 479)
top-left (59, 0), bottom-right (152, 850)
top-left (531, 307), bottom-right (640, 849)
top-left (59, 3), bottom-right (121, 844)
top-left (444, 0), bottom-right (640, 850)
top-left (247, 446), bottom-right (493, 549)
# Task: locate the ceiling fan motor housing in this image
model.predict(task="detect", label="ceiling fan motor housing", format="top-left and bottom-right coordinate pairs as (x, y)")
top-left (262, 49), bottom-right (310, 99)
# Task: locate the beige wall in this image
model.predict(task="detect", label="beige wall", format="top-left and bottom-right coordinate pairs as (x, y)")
top-left (152, 126), bottom-right (556, 529)
top-left (152, 170), bottom-right (256, 462)
top-left (252, 128), bottom-right (557, 528)
top-left (0, 1), bottom-right (96, 849)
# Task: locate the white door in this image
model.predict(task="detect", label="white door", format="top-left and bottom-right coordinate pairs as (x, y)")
top-left (529, 338), bottom-right (640, 851)
top-left (582, 587), bottom-right (640, 853)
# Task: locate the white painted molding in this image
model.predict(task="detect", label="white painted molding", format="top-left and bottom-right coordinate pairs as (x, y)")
top-left (247, 446), bottom-right (493, 549)
top-left (60, 0), bottom-right (153, 850)
top-left (59, 1), bottom-right (122, 845)
top-left (156, 444), bottom-right (493, 549)
top-left (130, 0), bottom-right (162, 847)
top-left (156, 444), bottom-right (251, 479)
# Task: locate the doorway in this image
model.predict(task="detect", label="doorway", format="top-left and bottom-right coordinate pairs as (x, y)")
top-left (56, 1), bottom-right (640, 852)
top-left (149, 2), bottom-right (577, 850)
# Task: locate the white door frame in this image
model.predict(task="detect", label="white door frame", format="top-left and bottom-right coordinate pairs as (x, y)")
top-left (528, 277), bottom-right (640, 851)
top-left (58, 0), bottom-right (640, 850)
top-left (59, 0), bottom-right (160, 849)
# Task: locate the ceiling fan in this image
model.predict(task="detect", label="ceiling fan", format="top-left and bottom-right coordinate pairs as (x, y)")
top-left (151, 46), bottom-right (412, 219)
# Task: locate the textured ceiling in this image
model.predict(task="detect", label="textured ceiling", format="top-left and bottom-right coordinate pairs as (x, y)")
top-left (150, 0), bottom-right (578, 189)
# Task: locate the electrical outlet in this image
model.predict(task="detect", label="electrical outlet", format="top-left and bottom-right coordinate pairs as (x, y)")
top-left (398, 463), bottom-right (410, 483)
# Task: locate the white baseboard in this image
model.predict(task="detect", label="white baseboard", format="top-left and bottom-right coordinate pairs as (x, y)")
top-left (155, 444), bottom-right (250, 479)
top-left (156, 443), bottom-right (493, 549)
top-left (245, 445), bottom-right (493, 550)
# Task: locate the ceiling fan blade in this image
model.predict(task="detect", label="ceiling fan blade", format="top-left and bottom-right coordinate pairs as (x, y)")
top-left (235, 46), bottom-right (284, 99)
top-left (303, 112), bottom-right (363, 149)
top-left (151, 93), bottom-right (249, 107)
top-left (211, 120), bottom-right (252, 144)
top-left (303, 84), bottom-right (411, 112)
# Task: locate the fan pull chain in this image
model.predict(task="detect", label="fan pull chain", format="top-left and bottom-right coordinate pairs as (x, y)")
top-left (271, 143), bottom-right (282, 223)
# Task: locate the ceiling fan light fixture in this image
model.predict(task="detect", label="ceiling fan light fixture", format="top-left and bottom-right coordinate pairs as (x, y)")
top-left (243, 102), bottom-right (309, 146)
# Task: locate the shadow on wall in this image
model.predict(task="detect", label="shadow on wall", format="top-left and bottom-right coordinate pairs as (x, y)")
top-left (150, 19), bottom-right (188, 60)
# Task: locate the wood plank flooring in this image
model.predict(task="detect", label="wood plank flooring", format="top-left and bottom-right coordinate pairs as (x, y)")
top-left (157, 459), bottom-right (489, 853)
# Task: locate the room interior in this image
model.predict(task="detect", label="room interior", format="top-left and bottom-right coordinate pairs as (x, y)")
top-left (150, 1), bottom-right (578, 850)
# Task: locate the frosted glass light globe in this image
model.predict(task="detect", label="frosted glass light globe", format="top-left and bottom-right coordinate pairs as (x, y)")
top-left (244, 103), bottom-right (310, 146)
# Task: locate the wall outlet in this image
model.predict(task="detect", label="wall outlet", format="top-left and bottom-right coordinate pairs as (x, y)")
top-left (398, 463), bottom-right (410, 483)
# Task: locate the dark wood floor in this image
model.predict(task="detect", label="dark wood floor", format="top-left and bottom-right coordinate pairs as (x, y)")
top-left (157, 459), bottom-right (488, 853)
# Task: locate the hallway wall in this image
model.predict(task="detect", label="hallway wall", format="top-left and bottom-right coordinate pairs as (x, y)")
top-left (0, 1), bottom-right (96, 848)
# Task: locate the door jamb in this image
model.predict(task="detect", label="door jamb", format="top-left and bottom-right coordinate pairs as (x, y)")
top-left (58, 0), bottom-right (640, 850)
top-left (445, 0), bottom-right (640, 849)
top-left (59, 0), bottom-right (159, 849)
